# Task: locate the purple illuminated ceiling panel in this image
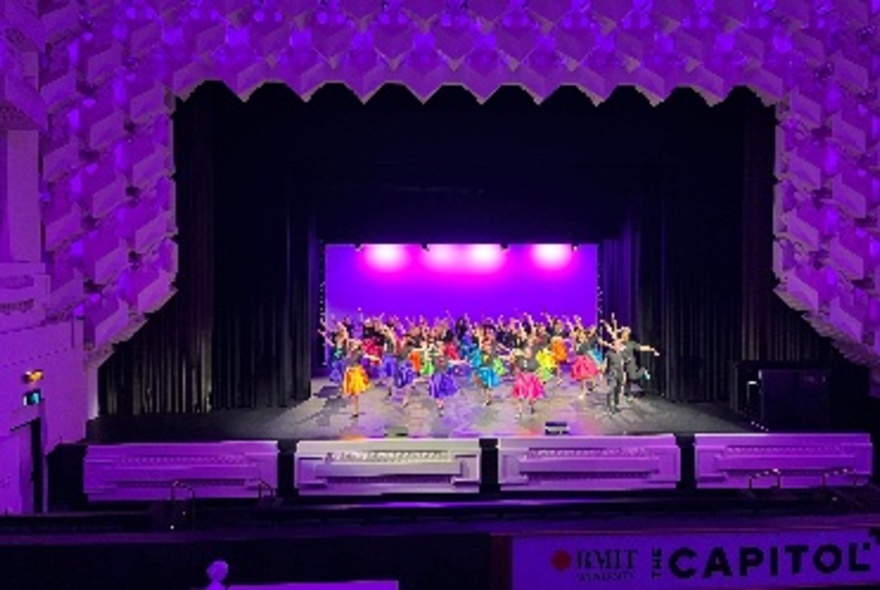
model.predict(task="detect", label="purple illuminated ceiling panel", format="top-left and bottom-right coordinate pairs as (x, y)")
top-left (2, 0), bottom-right (874, 386)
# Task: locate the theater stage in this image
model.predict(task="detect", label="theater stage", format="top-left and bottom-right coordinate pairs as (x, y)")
top-left (86, 376), bottom-right (750, 444)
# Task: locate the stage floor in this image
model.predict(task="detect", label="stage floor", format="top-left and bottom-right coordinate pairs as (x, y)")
top-left (87, 376), bottom-right (752, 443)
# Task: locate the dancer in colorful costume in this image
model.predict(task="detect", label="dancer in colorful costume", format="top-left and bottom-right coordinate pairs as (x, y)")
top-left (511, 345), bottom-right (545, 418)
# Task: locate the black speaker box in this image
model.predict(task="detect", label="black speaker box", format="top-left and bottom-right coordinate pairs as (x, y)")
top-left (755, 368), bottom-right (831, 431)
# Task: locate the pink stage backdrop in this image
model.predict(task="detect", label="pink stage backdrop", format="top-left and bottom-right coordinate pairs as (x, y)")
top-left (324, 244), bottom-right (599, 325)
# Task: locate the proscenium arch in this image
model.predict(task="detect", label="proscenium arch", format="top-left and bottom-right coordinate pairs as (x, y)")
top-left (11, 1), bottom-right (878, 391)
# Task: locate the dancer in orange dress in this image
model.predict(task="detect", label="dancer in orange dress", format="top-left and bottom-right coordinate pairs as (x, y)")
top-left (545, 315), bottom-right (569, 386)
top-left (408, 330), bottom-right (423, 374)
top-left (550, 336), bottom-right (568, 383)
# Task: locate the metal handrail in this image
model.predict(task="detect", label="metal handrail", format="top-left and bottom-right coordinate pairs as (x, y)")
top-left (747, 468), bottom-right (782, 490)
top-left (170, 480), bottom-right (197, 503)
top-left (821, 468), bottom-right (863, 488)
top-left (168, 480), bottom-right (197, 530)
top-left (256, 479), bottom-right (276, 500)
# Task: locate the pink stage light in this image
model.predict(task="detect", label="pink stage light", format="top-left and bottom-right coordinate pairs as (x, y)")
top-left (532, 244), bottom-right (572, 269)
top-left (364, 244), bottom-right (408, 271)
top-left (467, 244), bottom-right (505, 271)
top-left (424, 244), bottom-right (457, 268)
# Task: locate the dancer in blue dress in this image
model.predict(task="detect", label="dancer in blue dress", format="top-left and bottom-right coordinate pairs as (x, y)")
top-left (318, 327), bottom-right (348, 386)
top-left (376, 323), bottom-right (398, 392)
top-left (475, 337), bottom-right (502, 406)
top-left (428, 345), bottom-right (465, 416)
top-left (395, 334), bottom-right (419, 407)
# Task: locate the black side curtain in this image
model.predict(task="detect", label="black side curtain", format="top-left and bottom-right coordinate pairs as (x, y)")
top-left (601, 97), bottom-right (863, 404)
top-left (739, 103), bottom-right (833, 363)
top-left (98, 91), bottom-right (216, 414)
top-left (99, 86), bottom-right (314, 415)
top-left (208, 197), bottom-right (313, 409)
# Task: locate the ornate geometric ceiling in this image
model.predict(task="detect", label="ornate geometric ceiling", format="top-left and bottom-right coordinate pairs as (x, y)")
top-left (1, 0), bottom-right (878, 382)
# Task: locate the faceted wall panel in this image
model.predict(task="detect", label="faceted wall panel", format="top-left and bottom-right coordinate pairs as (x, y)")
top-left (32, 0), bottom-right (177, 355)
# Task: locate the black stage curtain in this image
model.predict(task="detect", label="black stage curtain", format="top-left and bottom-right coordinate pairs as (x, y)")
top-left (98, 89), bottom-right (216, 414)
top-left (99, 85), bottom-right (314, 414)
top-left (739, 101), bottom-right (832, 362)
top-left (602, 93), bottom-right (745, 403)
top-left (602, 91), bottom-right (867, 405)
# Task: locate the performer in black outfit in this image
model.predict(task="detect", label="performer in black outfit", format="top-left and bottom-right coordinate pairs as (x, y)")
top-left (619, 327), bottom-right (659, 397)
top-left (604, 341), bottom-right (625, 413)
top-left (601, 314), bottom-right (659, 398)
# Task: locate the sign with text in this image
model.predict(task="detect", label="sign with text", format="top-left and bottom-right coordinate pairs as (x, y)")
top-left (512, 529), bottom-right (880, 590)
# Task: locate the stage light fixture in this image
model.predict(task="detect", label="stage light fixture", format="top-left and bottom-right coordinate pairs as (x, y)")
top-left (572, 244), bottom-right (578, 251)
top-left (422, 244), bottom-right (430, 251)
top-left (355, 243), bottom-right (363, 251)
top-left (23, 369), bottom-right (44, 384)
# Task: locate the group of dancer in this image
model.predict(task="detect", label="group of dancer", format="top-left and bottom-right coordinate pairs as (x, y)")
top-left (318, 311), bottom-right (659, 418)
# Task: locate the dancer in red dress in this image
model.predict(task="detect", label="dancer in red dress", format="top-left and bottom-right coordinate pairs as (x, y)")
top-left (511, 344), bottom-right (545, 418)
top-left (570, 328), bottom-right (601, 396)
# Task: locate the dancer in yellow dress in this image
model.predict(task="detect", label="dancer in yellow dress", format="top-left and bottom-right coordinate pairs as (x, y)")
top-left (342, 340), bottom-right (376, 418)
top-left (535, 345), bottom-right (557, 383)
top-left (532, 323), bottom-right (557, 384)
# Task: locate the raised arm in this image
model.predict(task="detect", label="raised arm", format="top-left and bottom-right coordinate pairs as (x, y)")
top-left (317, 330), bottom-right (335, 347)
top-left (601, 319), bottom-right (617, 338)
top-left (597, 338), bottom-right (617, 349)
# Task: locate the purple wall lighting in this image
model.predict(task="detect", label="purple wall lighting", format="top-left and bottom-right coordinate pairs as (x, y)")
top-left (0, 0), bottom-right (877, 513)
top-left (325, 244), bottom-right (598, 324)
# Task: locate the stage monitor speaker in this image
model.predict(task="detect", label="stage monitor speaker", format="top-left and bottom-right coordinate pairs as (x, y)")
top-left (385, 426), bottom-right (409, 438)
top-left (755, 368), bottom-right (831, 431)
top-left (544, 421), bottom-right (569, 436)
